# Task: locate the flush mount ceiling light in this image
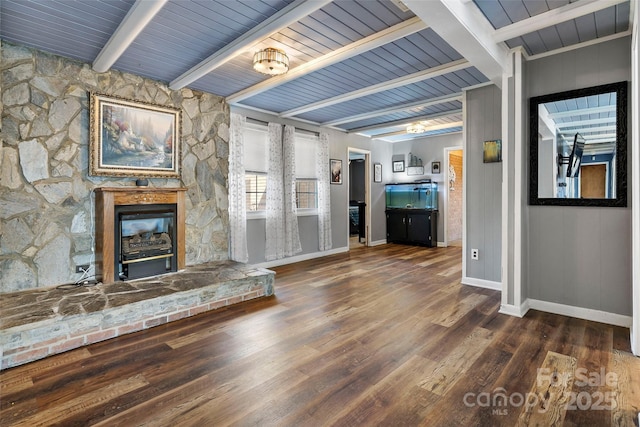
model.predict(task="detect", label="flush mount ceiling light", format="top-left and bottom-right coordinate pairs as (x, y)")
top-left (406, 123), bottom-right (426, 134)
top-left (253, 47), bottom-right (289, 75)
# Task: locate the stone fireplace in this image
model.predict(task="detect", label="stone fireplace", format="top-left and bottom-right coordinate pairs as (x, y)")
top-left (95, 187), bottom-right (187, 283)
top-left (1, 185), bottom-right (275, 370)
top-left (0, 44), bottom-right (274, 371)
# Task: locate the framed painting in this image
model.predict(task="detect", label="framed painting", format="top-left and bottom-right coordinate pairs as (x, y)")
top-left (483, 139), bottom-right (502, 163)
top-left (90, 93), bottom-right (181, 178)
top-left (392, 160), bottom-right (405, 173)
top-left (373, 163), bottom-right (382, 183)
top-left (330, 159), bottom-right (342, 184)
top-left (431, 161), bottom-right (441, 174)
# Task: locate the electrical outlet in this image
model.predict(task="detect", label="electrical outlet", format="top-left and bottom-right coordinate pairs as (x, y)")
top-left (76, 264), bottom-right (90, 273)
top-left (471, 249), bottom-right (479, 260)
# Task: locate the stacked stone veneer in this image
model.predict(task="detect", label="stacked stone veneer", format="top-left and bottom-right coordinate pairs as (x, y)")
top-left (1, 261), bottom-right (275, 370)
top-left (0, 41), bottom-right (230, 293)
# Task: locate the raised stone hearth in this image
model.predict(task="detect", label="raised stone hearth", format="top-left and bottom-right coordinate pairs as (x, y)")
top-left (0, 262), bottom-right (274, 370)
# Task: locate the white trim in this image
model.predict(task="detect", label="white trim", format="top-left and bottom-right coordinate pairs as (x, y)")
top-left (492, 0), bottom-right (628, 43)
top-left (228, 16), bottom-right (427, 105)
top-left (170, 0), bottom-right (332, 89)
top-left (513, 49), bottom-right (524, 308)
top-left (437, 241), bottom-right (447, 248)
top-left (248, 210), bottom-right (318, 219)
top-left (93, 0), bottom-right (167, 73)
top-left (250, 246), bottom-right (349, 269)
top-left (460, 81), bottom-right (495, 92)
top-left (461, 91), bottom-right (468, 282)
top-left (297, 209), bottom-right (319, 217)
top-left (324, 93), bottom-right (462, 127)
top-left (275, 59), bottom-right (470, 118)
top-left (528, 299), bottom-right (633, 328)
top-left (404, 0), bottom-right (508, 87)
top-left (500, 53), bottom-right (512, 308)
top-left (462, 276), bottom-right (501, 291)
top-left (499, 300), bottom-right (530, 318)
top-left (369, 239), bottom-right (388, 247)
top-left (355, 110), bottom-right (463, 134)
top-left (632, 0), bottom-right (639, 356)
top-left (527, 31), bottom-right (632, 61)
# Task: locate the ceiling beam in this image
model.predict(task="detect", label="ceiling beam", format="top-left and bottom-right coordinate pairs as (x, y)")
top-left (92, 0), bottom-right (167, 73)
top-left (371, 121), bottom-right (464, 139)
top-left (278, 59), bottom-right (469, 118)
top-left (556, 117), bottom-right (617, 128)
top-left (350, 109), bottom-right (463, 133)
top-left (403, 0), bottom-right (508, 87)
top-left (547, 105), bottom-right (616, 119)
top-left (226, 16), bottom-right (427, 104)
top-left (169, 0), bottom-right (332, 90)
top-left (493, 0), bottom-right (628, 43)
top-left (323, 93), bottom-right (462, 126)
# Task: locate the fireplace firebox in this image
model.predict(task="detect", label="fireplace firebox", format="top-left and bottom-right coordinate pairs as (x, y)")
top-left (115, 204), bottom-right (177, 280)
top-left (95, 187), bottom-right (187, 283)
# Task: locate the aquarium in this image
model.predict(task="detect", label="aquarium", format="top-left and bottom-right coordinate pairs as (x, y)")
top-left (385, 180), bottom-right (438, 210)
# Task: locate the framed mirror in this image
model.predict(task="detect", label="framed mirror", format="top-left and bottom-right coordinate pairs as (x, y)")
top-left (529, 81), bottom-right (627, 207)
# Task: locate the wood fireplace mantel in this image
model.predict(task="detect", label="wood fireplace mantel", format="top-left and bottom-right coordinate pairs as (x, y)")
top-left (95, 187), bottom-right (187, 283)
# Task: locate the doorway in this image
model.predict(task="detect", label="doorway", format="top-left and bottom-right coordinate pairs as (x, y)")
top-left (580, 163), bottom-right (607, 198)
top-left (348, 148), bottom-right (371, 249)
top-left (444, 147), bottom-right (463, 247)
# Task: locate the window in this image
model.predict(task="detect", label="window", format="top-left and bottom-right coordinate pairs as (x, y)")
top-left (296, 179), bottom-right (318, 209)
top-left (242, 122), bottom-right (319, 214)
top-left (245, 173), bottom-right (267, 211)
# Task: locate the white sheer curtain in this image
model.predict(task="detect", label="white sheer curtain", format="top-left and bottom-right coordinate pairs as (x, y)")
top-left (283, 125), bottom-right (302, 256)
top-left (228, 113), bottom-right (248, 263)
top-left (265, 123), bottom-right (285, 260)
top-left (317, 130), bottom-right (332, 251)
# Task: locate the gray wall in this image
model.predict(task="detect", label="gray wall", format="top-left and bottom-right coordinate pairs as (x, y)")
top-left (526, 37), bottom-right (632, 315)
top-left (465, 85), bottom-right (502, 283)
top-left (234, 106), bottom-right (391, 264)
top-left (391, 133), bottom-right (463, 242)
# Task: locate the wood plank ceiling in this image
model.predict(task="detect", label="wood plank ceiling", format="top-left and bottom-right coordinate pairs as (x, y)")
top-left (0, 0), bottom-right (632, 142)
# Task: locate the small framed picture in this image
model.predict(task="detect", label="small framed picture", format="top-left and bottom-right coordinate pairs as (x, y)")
top-left (330, 159), bottom-right (342, 184)
top-left (373, 163), bottom-right (382, 183)
top-left (483, 139), bottom-right (502, 163)
top-left (393, 160), bottom-right (405, 173)
top-left (432, 161), bottom-right (441, 174)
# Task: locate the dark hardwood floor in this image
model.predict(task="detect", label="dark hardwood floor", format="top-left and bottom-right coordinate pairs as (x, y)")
top-left (1, 244), bottom-right (638, 426)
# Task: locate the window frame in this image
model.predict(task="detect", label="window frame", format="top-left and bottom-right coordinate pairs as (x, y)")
top-left (295, 178), bottom-right (318, 216)
top-left (245, 171), bottom-right (267, 218)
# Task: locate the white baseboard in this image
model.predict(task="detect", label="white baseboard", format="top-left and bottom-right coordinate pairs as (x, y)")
top-left (250, 246), bottom-right (349, 269)
top-left (527, 299), bottom-right (633, 328)
top-left (369, 239), bottom-right (387, 246)
top-left (499, 300), bottom-right (530, 318)
top-left (461, 276), bottom-right (501, 291)
top-left (437, 241), bottom-right (446, 247)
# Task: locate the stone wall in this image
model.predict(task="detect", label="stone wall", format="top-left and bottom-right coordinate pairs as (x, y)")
top-left (0, 41), bottom-right (230, 293)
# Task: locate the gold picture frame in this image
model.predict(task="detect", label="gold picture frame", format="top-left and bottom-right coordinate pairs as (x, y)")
top-left (90, 93), bottom-right (181, 178)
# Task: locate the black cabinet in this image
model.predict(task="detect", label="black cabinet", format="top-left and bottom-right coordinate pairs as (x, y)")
top-left (385, 209), bottom-right (438, 247)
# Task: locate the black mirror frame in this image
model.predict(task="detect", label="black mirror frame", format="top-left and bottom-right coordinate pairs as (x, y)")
top-left (529, 81), bottom-right (628, 207)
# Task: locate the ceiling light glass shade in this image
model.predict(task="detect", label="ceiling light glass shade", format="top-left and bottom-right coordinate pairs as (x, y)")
top-left (406, 123), bottom-right (426, 134)
top-left (253, 48), bottom-right (289, 75)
